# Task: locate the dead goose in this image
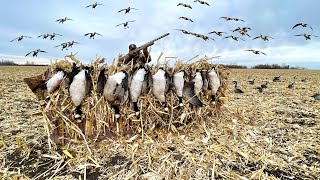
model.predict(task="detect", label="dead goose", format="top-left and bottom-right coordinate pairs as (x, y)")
top-left (69, 67), bottom-right (92, 121)
top-left (96, 68), bottom-right (107, 95)
top-left (208, 67), bottom-right (221, 101)
top-left (183, 81), bottom-right (203, 107)
top-left (233, 81), bottom-right (244, 94)
top-left (288, 82), bottom-right (295, 89)
top-left (201, 70), bottom-right (209, 91)
top-left (190, 69), bottom-right (203, 96)
top-left (152, 67), bottom-right (172, 112)
top-left (173, 70), bottom-right (186, 107)
top-left (46, 69), bottom-right (65, 99)
top-left (311, 93), bottom-right (320, 100)
top-left (103, 71), bottom-right (129, 119)
top-left (130, 66), bottom-right (152, 117)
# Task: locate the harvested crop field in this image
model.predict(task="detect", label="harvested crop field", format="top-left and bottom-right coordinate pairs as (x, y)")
top-left (0, 66), bottom-right (319, 179)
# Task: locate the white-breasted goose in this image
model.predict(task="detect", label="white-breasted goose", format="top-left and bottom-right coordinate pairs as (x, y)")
top-left (233, 81), bottom-right (244, 94)
top-left (183, 81), bottom-right (203, 107)
top-left (130, 66), bottom-right (152, 117)
top-left (208, 67), bottom-right (221, 101)
top-left (191, 69), bottom-right (203, 96)
top-left (103, 71), bottom-right (129, 119)
top-left (173, 70), bottom-right (186, 107)
top-left (152, 67), bottom-right (172, 112)
top-left (69, 69), bottom-right (88, 121)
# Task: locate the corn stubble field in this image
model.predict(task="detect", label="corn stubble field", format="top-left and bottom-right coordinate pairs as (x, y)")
top-left (0, 66), bottom-right (319, 179)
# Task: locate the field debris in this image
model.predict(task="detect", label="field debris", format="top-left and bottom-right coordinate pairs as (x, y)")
top-left (0, 64), bottom-right (319, 179)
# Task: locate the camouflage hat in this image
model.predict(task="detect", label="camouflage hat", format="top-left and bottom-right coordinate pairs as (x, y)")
top-left (129, 44), bottom-right (137, 50)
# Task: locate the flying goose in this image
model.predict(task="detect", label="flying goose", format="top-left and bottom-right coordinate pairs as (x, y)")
top-left (55, 17), bottom-right (73, 24)
top-left (10, 35), bottom-right (32, 42)
top-left (194, 0), bottom-right (210, 6)
top-left (103, 71), bottom-right (129, 119)
top-left (253, 34), bottom-right (274, 41)
top-left (49, 33), bottom-right (62, 40)
top-left (292, 23), bottom-right (313, 30)
top-left (67, 41), bottom-right (80, 48)
top-left (86, 2), bottom-right (104, 8)
top-left (179, 17), bottom-right (194, 23)
top-left (223, 36), bottom-right (245, 41)
top-left (237, 30), bottom-right (251, 37)
top-left (37, 34), bottom-right (50, 39)
top-left (174, 29), bottom-right (192, 35)
top-left (84, 32), bottom-right (103, 39)
top-left (208, 31), bottom-right (227, 36)
top-left (233, 81), bottom-right (244, 94)
top-left (295, 34), bottom-right (318, 40)
top-left (199, 35), bottom-right (215, 41)
top-left (245, 49), bottom-right (267, 55)
top-left (177, 3), bottom-right (192, 9)
top-left (116, 20), bottom-right (136, 29)
top-left (220, 17), bottom-right (245, 22)
top-left (130, 66), bottom-right (152, 117)
top-left (208, 67), bottom-right (221, 101)
top-left (232, 27), bottom-right (251, 32)
top-left (25, 49), bottom-right (47, 57)
top-left (55, 42), bottom-right (69, 51)
top-left (152, 67), bottom-right (172, 112)
top-left (118, 7), bottom-right (138, 14)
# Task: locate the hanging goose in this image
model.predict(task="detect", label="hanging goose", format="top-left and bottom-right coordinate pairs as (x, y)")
top-left (208, 67), bottom-right (221, 101)
top-left (130, 66), bottom-right (152, 117)
top-left (152, 67), bottom-right (172, 112)
top-left (173, 70), bottom-right (186, 107)
top-left (182, 81), bottom-right (203, 107)
top-left (201, 70), bottom-right (209, 91)
top-left (96, 68), bottom-right (107, 95)
top-left (190, 69), bottom-right (203, 97)
top-left (69, 69), bottom-right (88, 121)
top-left (103, 71), bottom-right (129, 119)
top-left (46, 69), bottom-right (65, 99)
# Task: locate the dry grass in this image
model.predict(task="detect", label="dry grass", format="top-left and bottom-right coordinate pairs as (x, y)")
top-left (0, 66), bottom-right (319, 179)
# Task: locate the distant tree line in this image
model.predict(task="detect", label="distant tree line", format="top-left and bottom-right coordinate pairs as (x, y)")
top-left (251, 64), bottom-right (304, 69)
top-left (0, 59), bottom-right (47, 66)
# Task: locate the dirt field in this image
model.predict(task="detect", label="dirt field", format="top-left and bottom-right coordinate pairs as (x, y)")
top-left (0, 66), bottom-right (319, 179)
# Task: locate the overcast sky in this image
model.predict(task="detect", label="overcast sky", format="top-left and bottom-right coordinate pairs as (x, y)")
top-left (1, 0), bottom-right (320, 69)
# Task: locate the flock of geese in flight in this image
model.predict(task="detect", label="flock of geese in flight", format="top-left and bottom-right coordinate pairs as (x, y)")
top-left (8, 1), bottom-right (319, 58)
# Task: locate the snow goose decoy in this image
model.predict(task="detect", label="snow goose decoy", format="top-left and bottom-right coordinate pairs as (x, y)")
top-left (233, 81), bottom-right (244, 94)
top-left (152, 67), bottom-right (172, 112)
top-left (208, 67), bottom-right (221, 101)
top-left (103, 71), bottom-right (129, 119)
top-left (173, 69), bottom-right (186, 107)
top-left (130, 66), bottom-right (152, 117)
